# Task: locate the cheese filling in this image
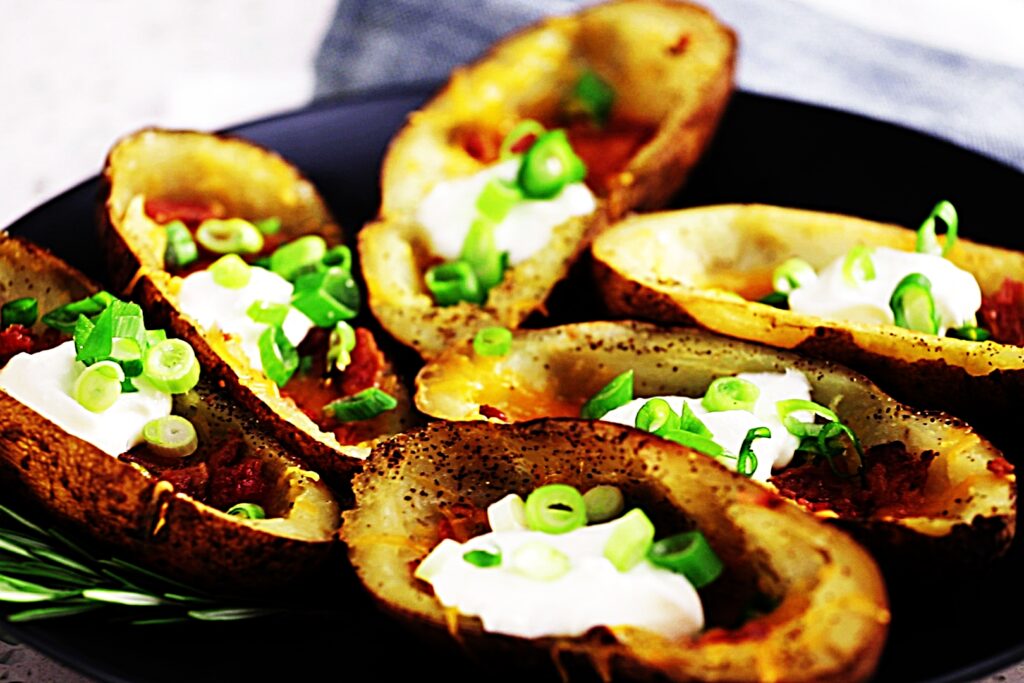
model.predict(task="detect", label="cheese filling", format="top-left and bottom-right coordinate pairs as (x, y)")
top-left (787, 246), bottom-right (982, 334)
top-left (0, 341), bottom-right (172, 457)
top-left (416, 159), bottom-right (596, 265)
top-left (416, 495), bottom-right (704, 640)
top-left (601, 370), bottom-right (814, 483)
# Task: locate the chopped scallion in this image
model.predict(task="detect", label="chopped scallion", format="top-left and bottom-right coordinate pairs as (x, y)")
top-left (142, 415), bottom-right (198, 459)
top-left (143, 338), bottom-right (200, 394)
top-left (73, 361), bottom-right (124, 413)
top-left (772, 257), bottom-right (816, 294)
top-left (702, 377), bottom-right (759, 413)
top-left (524, 484), bottom-right (587, 535)
top-left (583, 485), bottom-right (624, 524)
top-left (510, 541), bottom-right (570, 581)
top-left (889, 273), bottom-right (940, 334)
top-left (647, 531), bottom-right (723, 588)
top-left (325, 387), bottom-right (397, 422)
top-left (226, 503), bottom-right (266, 520)
top-left (246, 301), bottom-right (290, 327)
top-left (737, 426), bottom-right (770, 478)
top-left (327, 321), bottom-right (357, 372)
top-left (257, 326), bottom-right (298, 388)
top-left (472, 326), bottom-right (512, 357)
top-left (948, 324), bottom-right (991, 341)
top-left (253, 217), bottom-right (282, 236)
top-left (603, 509), bottom-right (654, 572)
top-left (195, 218), bottom-right (264, 255)
top-left (270, 235), bottom-right (327, 282)
top-left (517, 130), bottom-right (587, 199)
top-left (463, 549), bottom-right (502, 568)
top-left (580, 370), bottom-right (634, 420)
top-left (499, 120), bottom-right (546, 160)
top-left (164, 220), bottom-right (198, 270)
top-left (475, 178), bottom-right (522, 223)
top-left (635, 398), bottom-right (679, 434)
top-left (842, 245), bottom-right (876, 287)
top-left (566, 69), bottom-right (615, 126)
top-left (916, 200), bottom-right (958, 256)
top-left (1, 297), bottom-right (38, 328)
top-left (425, 262), bottom-right (483, 306)
top-left (210, 254), bottom-right (252, 289)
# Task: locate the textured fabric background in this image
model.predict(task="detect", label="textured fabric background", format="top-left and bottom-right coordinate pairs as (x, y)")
top-left (315, 0), bottom-right (1024, 171)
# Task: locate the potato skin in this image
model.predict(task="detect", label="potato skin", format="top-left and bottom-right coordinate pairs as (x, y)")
top-left (591, 204), bottom-right (1024, 453)
top-left (0, 234), bottom-right (339, 591)
top-left (98, 129), bottom-right (414, 484)
top-left (361, 0), bottom-right (736, 359)
top-left (343, 419), bottom-right (889, 683)
top-left (414, 321), bottom-right (1017, 568)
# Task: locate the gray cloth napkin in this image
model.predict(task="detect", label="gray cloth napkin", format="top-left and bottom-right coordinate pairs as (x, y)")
top-left (315, 0), bottom-right (1024, 171)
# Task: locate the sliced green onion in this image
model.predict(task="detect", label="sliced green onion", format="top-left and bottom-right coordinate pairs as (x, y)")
top-left (948, 324), bottom-right (991, 341)
top-left (635, 398), bottom-right (679, 434)
top-left (460, 218), bottom-right (507, 291)
top-left (226, 503), bottom-right (266, 520)
top-left (567, 69), bottom-right (616, 125)
top-left (246, 301), bottom-right (290, 327)
top-left (473, 327), bottom-right (512, 357)
top-left (499, 119), bottom-right (546, 159)
top-left (146, 329), bottom-right (167, 347)
top-left (74, 306), bottom-right (113, 365)
top-left (758, 291), bottom-right (789, 308)
top-left (517, 129), bottom-right (587, 199)
top-left (524, 484), bottom-right (587, 535)
top-left (73, 361), bottom-right (124, 413)
top-left (603, 509), bottom-right (655, 572)
top-left (270, 235), bottom-right (327, 282)
top-left (110, 301), bottom-right (146, 351)
top-left (583, 485), bottom-right (624, 524)
top-left (42, 291), bottom-right (114, 334)
top-left (889, 273), bottom-right (940, 334)
top-left (327, 321), bottom-right (357, 372)
top-left (293, 265), bottom-right (360, 323)
top-left (110, 337), bottom-right (144, 377)
top-left (510, 541), bottom-right (570, 581)
top-left (842, 245), bottom-right (876, 286)
top-left (658, 430), bottom-right (726, 457)
top-left (164, 220), bottom-right (198, 270)
top-left (776, 399), bottom-right (840, 437)
top-left (702, 377), bottom-right (759, 413)
top-left (291, 288), bottom-right (356, 328)
top-left (647, 531), bottom-right (723, 588)
top-left (209, 254), bottom-right (252, 289)
top-left (143, 339), bottom-right (200, 394)
top-left (813, 420), bottom-right (866, 476)
top-left (737, 426), bottom-right (770, 478)
top-left (195, 218), bottom-right (264, 255)
top-left (142, 415), bottom-right (198, 458)
top-left (253, 217), bottom-right (282, 236)
top-left (425, 261), bottom-right (483, 306)
top-left (1, 297), bottom-right (38, 328)
top-left (325, 387), bottom-right (397, 422)
top-left (580, 370), bottom-right (634, 420)
top-left (322, 245), bottom-right (352, 271)
top-left (487, 493), bottom-right (527, 532)
top-left (257, 326), bottom-right (298, 388)
top-left (772, 257), bottom-right (816, 294)
top-left (678, 402), bottom-right (713, 437)
top-left (476, 178), bottom-right (523, 223)
top-left (463, 549), bottom-right (502, 568)
top-left (916, 200), bottom-right (959, 256)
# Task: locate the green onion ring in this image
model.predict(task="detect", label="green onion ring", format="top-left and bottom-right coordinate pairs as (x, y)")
top-left (209, 254), bottom-right (252, 289)
top-left (1, 297), bottom-right (38, 328)
top-left (771, 257), bottom-right (816, 294)
top-left (737, 426), bottom-right (770, 478)
top-left (325, 387), bottom-right (397, 422)
top-left (463, 549), bottom-right (502, 568)
top-left (647, 531), bottom-right (723, 588)
top-left (702, 376), bottom-right (760, 413)
top-left (142, 415), bottom-right (198, 459)
top-left (499, 119), bottom-right (546, 159)
top-left (226, 503), bottom-right (266, 520)
top-left (270, 235), bottom-right (327, 282)
top-left (164, 220), bottom-right (198, 270)
top-left (776, 399), bottom-right (840, 437)
top-left (143, 339), bottom-right (200, 394)
top-left (73, 361), bottom-right (124, 413)
top-left (948, 324), bottom-right (991, 342)
top-left (510, 541), bottom-right (570, 581)
top-left (195, 218), bottom-right (264, 255)
top-left (889, 273), bottom-right (940, 334)
top-left (517, 129), bottom-right (587, 199)
top-left (603, 509), bottom-right (655, 572)
top-left (916, 200), bottom-right (959, 256)
top-left (657, 429), bottom-right (726, 457)
top-left (524, 484), bottom-right (587, 535)
top-left (842, 245), bottom-right (876, 286)
top-left (583, 485), bottom-right (625, 524)
top-left (424, 261), bottom-right (484, 306)
top-left (635, 398), bottom-right (679, 434)
top-left (580, 369), bottom-right (634, 420)
top-left (472, 326), bottom-right (512, 357)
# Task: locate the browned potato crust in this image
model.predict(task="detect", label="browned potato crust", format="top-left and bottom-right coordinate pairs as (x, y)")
top-left (361, 0), bottom-right (736, 358)
top-left (415, 321), bottom-right (1016, 566)
top-left (99, 129), bottom-right (413, 483)
top-left (0, 234), bottom-right (339, 591)
top-left (591, 204), bottom-right (1024, 450)
top-left (343, 419), bottom-right (889, 682)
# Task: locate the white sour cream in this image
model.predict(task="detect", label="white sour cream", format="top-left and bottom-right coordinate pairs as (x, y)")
top-left (787, 246), bottom-right (982, 334)
top-left (177, 267), bottom-right (312, 372)
top-left (417, 500), bottom-right (703, 640)
top-left (0, 341), bottom-right (172, 457)
top-left (416, 159), bottom-right (596, 264)
top-left (601, 370), bottom-right (813, 482)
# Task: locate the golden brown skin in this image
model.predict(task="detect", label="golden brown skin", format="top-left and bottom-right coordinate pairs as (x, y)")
top-left (343, 419), bottom-right (890, 682)
top-left (415, 321), bottom-right (1017, 567)
top-left (0, 234), bottom-right (339, 591)
top-left (360, 0), bottom-right (737, 359)
top-left (99, 128), bottom-right (413, 483)
top-left (591, 204), bottom-right (1024, 453)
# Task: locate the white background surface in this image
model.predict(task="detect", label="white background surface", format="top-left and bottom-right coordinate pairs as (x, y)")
top-left (0, 1), bottom-right (1022, 681)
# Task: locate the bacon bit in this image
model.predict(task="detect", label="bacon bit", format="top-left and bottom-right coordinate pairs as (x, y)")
top-left (339, 328), bottom-right (385, 396)
top-left (479, 405), bottom-right (509, 422)
top-left (566, 117), bottom-right (656, 193)
top-left (436, 503), bottom-right (488, 543)
top-left (508, 133), bottom-right (537, 154)
top-left (700, 618), bottom-right (771, 644)
top-left (980, 278), bottom-right (1024, 346)
top-left (158, 462), bottom-right (210, 501)
top-left (0, 325), bottom-right (36, 365)
top-left (988, 456), bottom-right (1015, 478)
top-left (668, 34), bottom-right (691, 55)
top-left (144, 198), bottom-right (222, 226)
top-left (455, 127), bottom-right (502, 164)
top-left (206, 436), bottom-right (269, 510)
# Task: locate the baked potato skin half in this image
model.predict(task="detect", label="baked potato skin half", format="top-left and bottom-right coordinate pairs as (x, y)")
top-left (99, 129), bottom-right (413, 483)
top-left (591, 204), bottom-right (1024, 451)
top-left (361, 0), bottom-right (736, 359)
top-left (415, 321), bottom-right (1016, 568)
top-left (0, 234), bottom-right (339, 591)
top-left (343, 419), bottom-right (889, 683)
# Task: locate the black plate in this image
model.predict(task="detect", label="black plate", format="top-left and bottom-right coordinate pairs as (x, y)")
top-left (3, 86), bottom-right (1023, 683)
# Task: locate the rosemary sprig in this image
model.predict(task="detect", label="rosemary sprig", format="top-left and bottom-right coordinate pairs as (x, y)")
top-left (0, 504), bottom-right (291, 624)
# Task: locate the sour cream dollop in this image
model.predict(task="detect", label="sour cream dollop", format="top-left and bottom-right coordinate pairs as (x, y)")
top-left (177, 267), bottom-right (312, 373)
top-left (601, 370), bottom-right (813, 482)
top-left (0, 341), bottom-right (172, 457)
top-left (787, 246), bottom-right (982, 334)
top-left (416, 159), bottom-right (596, 264)
top-left (417, 495), bottom-right (703, 640)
